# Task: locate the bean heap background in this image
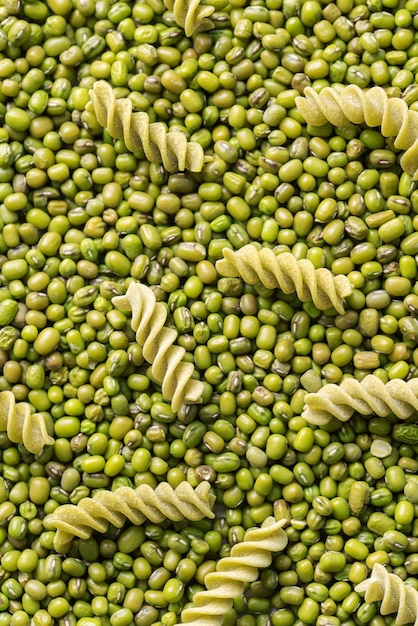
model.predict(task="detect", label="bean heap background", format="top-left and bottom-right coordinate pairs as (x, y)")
top-left (2, 0), bottom-right (418, 625)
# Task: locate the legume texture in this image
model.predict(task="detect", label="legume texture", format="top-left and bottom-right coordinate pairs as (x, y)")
top-left (1, 0), bottom-right (418, 625)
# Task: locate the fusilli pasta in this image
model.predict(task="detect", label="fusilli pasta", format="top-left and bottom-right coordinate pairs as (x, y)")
top-left (302, 375), bottom-right (418, 425)
top-left (113, 282), bottom-right (204, 411)
top-left (295, 85), bottom-right (418, 178)
top-left (163, 0), bottom-right (214, 36)
top-left (176, 517), bottom-right (288, 626)
top-left (90, 81), bottom-right (206, 172)
top-left (355, 563), bottom-right (418, 624)
top-left (215, 244), bottom-right (352, 314)
top-left (52, 481), bottom-right (215, 553)
top-left (0, 391), bottom-right (53, 454)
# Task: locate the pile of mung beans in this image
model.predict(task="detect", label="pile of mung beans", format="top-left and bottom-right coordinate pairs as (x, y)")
top-left (1, 0), bottom-right (418, 624)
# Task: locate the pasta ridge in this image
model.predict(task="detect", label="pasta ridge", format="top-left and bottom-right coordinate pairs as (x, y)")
top-left (295, 85), bottom-right (418, 178)
top-left (90, 81), bottom-right (205, 172)
top-left (163, 0), bottom-right (214, 36)
top-left (355, 563), bottom-right (418, 624)
top-left (215, 244), bottom-right (352, 314)
top-left (0, 390), bottom-right (53, 454)
top-left (52, 481), bottom-right (215, 553)
top-left (302, 375), bottom-right (418, 425)
top-left (113, 282), bottom-right (204, 411)
top-left (176, 517), bottom-right (288, 626)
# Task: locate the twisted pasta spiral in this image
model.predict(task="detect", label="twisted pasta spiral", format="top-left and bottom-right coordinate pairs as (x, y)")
top-left (295, 85), bottom-right (418, 178)
top-left (90, 81), bottom-right (206, 172)
top-left (355, 563), bottom-right (418, 624)
top-left (113, 282), bottom-right (204, 411)
top-left (302, 375), bottom-right (418, 425)
top-left (52, 481), bottom-right (215, 553)
top-left (0, 391), bottom-right (53, 454)
top-left (176, 517), bottom-right (288, 626)
top-left (163, 0), bottom-right (214, 36)
top-left (215, 244), bottom-right (352, 314)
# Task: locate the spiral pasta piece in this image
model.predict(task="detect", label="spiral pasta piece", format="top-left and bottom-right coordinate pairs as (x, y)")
top-left (355, 563), bottom-right (418, 624)
top-left (176, 517), bottom-right (288, 626)
top-left (163, 0), bottom-right (214, 36)
top-left (295, 85), bottom-right (418, 178)
top-left (90, 81), bottom-right (205, 172)
top-left (215, 244), bottom-right (352, 314)
top-left (302, 375), bottom-right (418, 425)
top-left (52, 481), bottom-right (215, 553)
top-left (113, 282), bottom-right (204, 411)
top-left (0, 390), bottom-right (53, 454)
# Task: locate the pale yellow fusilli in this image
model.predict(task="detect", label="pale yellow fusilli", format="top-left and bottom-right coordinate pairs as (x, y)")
top-left (302, 375), bottom-right (418, 425)
top-left (0, 391), bottom-right (53, 454)
top-left (163, 0), bottom-right (214, 36)
top-left (176, 517), bottom-right (288, 626)
top-left (90, 81), bottom-right (206, 172)
top-left (52, 481), bottom-right (215, 553)
top-left (113, 282), bottom-right (204, 411)
top-left (215, 244), bottom-right (352, 314)
top-left (295, 85), bottom-right (418, 178)
top-left (355, 563), bottom-right (418, 625)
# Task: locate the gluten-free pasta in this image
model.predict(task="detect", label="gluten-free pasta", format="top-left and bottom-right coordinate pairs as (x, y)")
top-left (90, 81), bottom-right (205, 172)
top-left (52, 481), bottom-right (215, 553)
top-left (113, 282), bottom-right (204, 411)
top-left (176, 517), bottom-right (288, 626)
top-left (162, 0), bottom-right (214, 36)
top-left (302, 375), bottom-right (418, 425)
top-left (0, 391), bottom-right (53, 455)
top-left (215, 244), bottom-right (352, 314)
top-left (355, 563), bottom-right (418, 624)
top-left (295, 85), bottom-right (418, 178)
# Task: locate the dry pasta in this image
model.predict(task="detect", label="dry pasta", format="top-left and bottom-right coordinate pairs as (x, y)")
top-left (215, 244), bottom-right (352, 314)
top-left (90, 81), bottom-right (206, 172)
top-left (176, 517), bottom-right (288, 626)
top-left (52, 481), bottom-right (215, 553)
top-left (355, 563), bottom-right (418, 624)
top-left (0, 390), bottom-right (53, 454)
top-left (302, 375), bottom-right (418, 425)
top-left (113, 282), bottom-right (204, 411)
top-left (163, 0), bottom-right (214, 36)
top-left (295, 85), bottom-right (418, 178)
